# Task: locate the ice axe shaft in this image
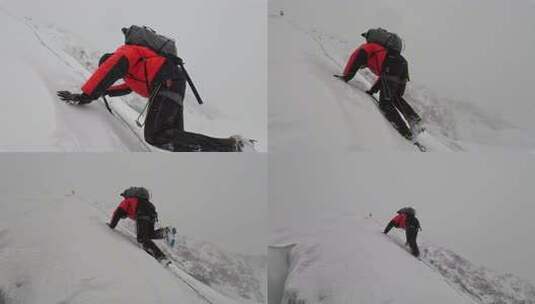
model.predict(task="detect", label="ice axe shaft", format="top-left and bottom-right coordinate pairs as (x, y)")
top-left (101, 96), bottom-right (114, 116)
top-left (135, 103), bottom-right (150, 127)
top-left (136, 83), bottom-right (162, 127)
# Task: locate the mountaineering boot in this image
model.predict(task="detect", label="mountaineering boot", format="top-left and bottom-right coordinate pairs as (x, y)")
top-left (231, 135), bottom-right (256, 152)
top-left (170, 132), bottom-right (244, 152)
top-left (159, 257), bottom-right (172, 267)
top-left (379, 102), bottom-right (414, 141)
top-left (144, 246), bottom-right (156, 257)
top-left (164, 227), bottom-right (177, 248)
top-left (408, 118), bottom-right (425, 136)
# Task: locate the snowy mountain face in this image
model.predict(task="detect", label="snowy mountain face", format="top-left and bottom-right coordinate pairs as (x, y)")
top-left (166, 236), bottom-right (266, 303)
top-left (114, 220), bottom-right (267, 303)
top-left (269, 153), bottom-right (535, 304)
top-left (270, 214), bottom-right (535, 304)
top-left (271, 215), bottom-right (471, 304)
top-left (0, 1), bottom-right (266, 151)
top-left (0, 194), bottom-right (265, 304)
top-left (421, 244), bottom-right (535, 304)
top-left (269, 0), bottom-right (535, 152)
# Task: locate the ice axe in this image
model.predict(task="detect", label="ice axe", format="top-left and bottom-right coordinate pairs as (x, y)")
top-left (135, 83), bottom-right (162, 128)
top-left (101, 96), bottom-right (114, 116)
top-left (135, 103), bottom-right (149, 127)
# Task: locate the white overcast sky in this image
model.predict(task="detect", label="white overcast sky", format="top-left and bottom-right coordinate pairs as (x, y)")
top-left (0, 153), bottom-right (267, 256)
top-left (271, 153), bottom-right (535, 284)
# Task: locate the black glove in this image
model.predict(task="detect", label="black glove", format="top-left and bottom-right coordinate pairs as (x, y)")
top-left (57, 91), bottom-right (94, 105)
top-left (107, 223), bottom-right (114, 229)
top-left (333, 75), bottom-right (349, 82)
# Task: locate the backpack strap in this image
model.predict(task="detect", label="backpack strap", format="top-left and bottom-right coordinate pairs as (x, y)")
top-left (143, 59), bottom-right (151, 94)
top-left (156, 39), bottom-right (172, 55)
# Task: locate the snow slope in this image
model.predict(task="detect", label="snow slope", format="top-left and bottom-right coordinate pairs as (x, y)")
top-left (271, 215), bottom-right (473, 304)
top-left (269, 153), bottom-right (535, 304)
top-left (0, 7), bottom-right (145, 151)
top-left (269, 1), bottom-right (535, 152)
top-left (86, 197), bottom-right (266, 304)
top-left (269, 13), bottom-right (418, 153)
top-left (270, 214), bottom-right (535, 304)
top-left (0, 193), bottom-right (265, 304)
top-left (0, 1), bottom-right (266, 151)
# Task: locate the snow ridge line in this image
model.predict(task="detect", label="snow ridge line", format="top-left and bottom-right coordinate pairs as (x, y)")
top-left (274, 15), bottom-right (344, 70)
top-left (74, 194), bottom-right (218, 304)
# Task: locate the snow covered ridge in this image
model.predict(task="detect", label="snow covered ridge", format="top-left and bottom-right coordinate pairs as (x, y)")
top-left (422, 245), bottom-right (535, 304)
top-left (0, 194), bottom-right (265, 304)
top-left (270, 214), bottom-right (535, 304)
top-left (86, 198), bottom-right (266, 304)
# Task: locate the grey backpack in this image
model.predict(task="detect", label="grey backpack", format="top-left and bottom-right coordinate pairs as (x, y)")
top-left (397, 207), bottom-right (416, 216)
top-left (362, 28), bottom-right (403, 53)
top-left (120, 186), bottom-right (150, 200)
top-left (122, 25), bottom-right (178, 58)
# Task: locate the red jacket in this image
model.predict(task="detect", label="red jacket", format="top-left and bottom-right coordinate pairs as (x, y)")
top-left (82, 45), bottom-right (166, 98)
top-left (116, 197), bottom-right (139, 220)
top-left (391, 213), bottom-right (407, 229)
top-left (343, 42), bottom-right (387, 78)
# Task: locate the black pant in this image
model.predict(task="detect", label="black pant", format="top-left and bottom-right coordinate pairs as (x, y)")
top-left (143, 65), bottom-right (237, 152)
top-left (136, 217), bottom-right (166, 260)
top-left (405, 227), bottom-right (420, 257)
top-left (379, 80), bottom-right (420, 140)
top-left (144, 79), bottom-right (186, 146)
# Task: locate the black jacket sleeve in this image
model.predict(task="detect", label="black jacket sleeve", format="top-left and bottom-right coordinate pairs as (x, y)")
top-left (402, 58), bottom-right (410, 82)
top-left (398, 81), bottom-right (407, 97)
top-left (106, 85), bottom-right (132, 97)
top-left (109, 207), bottom-right (127, 229)
top-left (398, 57), bottom-right (409, 96)
top-left (384, 220), bottom-right (396, 234)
